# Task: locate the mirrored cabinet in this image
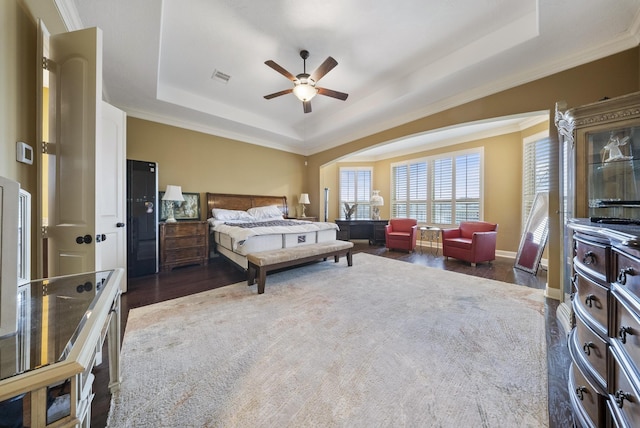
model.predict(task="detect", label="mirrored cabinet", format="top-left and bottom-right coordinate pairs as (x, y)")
top-left (556, 92), bottom-right (640, 427)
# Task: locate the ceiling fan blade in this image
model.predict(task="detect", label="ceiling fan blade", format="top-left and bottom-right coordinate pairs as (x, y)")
top-left (265, 60), bottom-right (296, 81)
top-left (264, 88), bottom-right (293, 99)
top-left (310, 56), bottom-right (338, 83)
top-left (317, 87), bottom-right (349, 101)
top-left (303, 100), bottom-right (312, 113)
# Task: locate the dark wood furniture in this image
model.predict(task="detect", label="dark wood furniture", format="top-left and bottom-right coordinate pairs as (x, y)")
top-left (159, 221), bottom-right (209, 272)
top-left (246, 240), bottom-right (354, 294)
top-left (567, 219), bottom-right (640, 427)
top-left (206, 192), bottom-right (289, 218)
top-left (335, 219), bottom-right (388, 245)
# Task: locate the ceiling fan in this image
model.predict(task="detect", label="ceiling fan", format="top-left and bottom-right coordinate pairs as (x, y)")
top-left (264, 50), bottom-right (348, 113)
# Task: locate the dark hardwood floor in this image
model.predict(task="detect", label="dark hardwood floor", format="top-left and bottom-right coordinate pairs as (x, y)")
top-left (92, 242), bottom-right (572, 427)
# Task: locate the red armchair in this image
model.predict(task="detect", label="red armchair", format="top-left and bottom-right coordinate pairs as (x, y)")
top-left (442, 221), bottom-right (498, 266)
top-left (385, 218), bottom-right (418, 252)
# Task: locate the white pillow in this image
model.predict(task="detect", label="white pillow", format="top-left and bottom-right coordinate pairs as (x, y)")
top-left (211, 208), bottom-right (255, 221)
top-left (247, 205), bottom-right (284, 220)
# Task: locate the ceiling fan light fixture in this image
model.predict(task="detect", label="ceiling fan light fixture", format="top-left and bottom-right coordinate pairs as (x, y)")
top-left (293, 82), bottom-right (318, 101)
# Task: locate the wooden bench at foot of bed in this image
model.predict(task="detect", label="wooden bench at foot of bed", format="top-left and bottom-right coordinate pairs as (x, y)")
top-left (247, 240), bottom-right (355, 294)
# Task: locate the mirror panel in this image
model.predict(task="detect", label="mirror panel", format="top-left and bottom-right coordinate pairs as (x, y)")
top-left (515, 192), bottom-right (549, 274)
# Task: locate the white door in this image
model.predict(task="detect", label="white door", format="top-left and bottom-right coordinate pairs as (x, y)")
top-left (97, 102), bottom-right (128, 291)
top-left (43, 27), bottom-right (102, 277)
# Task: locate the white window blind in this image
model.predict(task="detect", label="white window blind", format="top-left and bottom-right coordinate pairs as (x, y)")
top-left (432, 157), bottom-right (452, 224)
top-left (454, 153), bottom-right (481, 223)
top-left (340, 167), bottom-right (372, 219)
top-left (522, 133), bottom-right (550, 228)
top-left (392, 162), bottom-right (428, 221)
top-left (391, 149), bottom-right (483, 226)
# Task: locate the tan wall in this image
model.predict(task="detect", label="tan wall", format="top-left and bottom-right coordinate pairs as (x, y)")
top-left (1, 0), bottom-right (38, 276)
top-left (0, 0), bottom-right (37, 192)
top-left (332, 130), bottom-right (530, 253)
top-left (309, 48), bottom-right (640, 293)
top-left (127, 118), bottom-right (308, 217)
top-left (4, 0), bottom-right (640, 292)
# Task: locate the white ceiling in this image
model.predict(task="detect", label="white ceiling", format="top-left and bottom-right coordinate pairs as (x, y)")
top-left (58, 0), bottom-right (640, 157)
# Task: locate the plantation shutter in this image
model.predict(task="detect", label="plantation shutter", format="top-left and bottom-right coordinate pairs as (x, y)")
top-left (392, 164), bottom-right (408, 217)
top-left (522, 136), bottom-right (551, 228)
top-left (432, 158), bottom-right (453, 224)
top-left (340, 168), bottom-right (372, 219)
top-left (454, 153), bottom-right (481, 223)
top-left (409, 162), bottom-right (427, 221)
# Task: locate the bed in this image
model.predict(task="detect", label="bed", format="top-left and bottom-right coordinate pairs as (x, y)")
top-left (206, 193), bottom-right (339, 270)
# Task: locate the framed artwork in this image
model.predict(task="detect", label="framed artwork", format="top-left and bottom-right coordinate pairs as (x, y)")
top-left (159, 191), bottom-right (201, 221)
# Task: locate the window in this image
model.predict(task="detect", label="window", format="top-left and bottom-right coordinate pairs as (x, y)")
top-left (392, 149), bottom-right (482, 225)
top-left (522, 132), bottom-right (550, 228)
top-left (339, 167), bottom-right (372, 219)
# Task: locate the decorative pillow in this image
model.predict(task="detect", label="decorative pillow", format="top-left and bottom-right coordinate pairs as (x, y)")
top-left (247, 205), bottom-right (284, 220)
top-left (211, 208), bottom-right (255, 221)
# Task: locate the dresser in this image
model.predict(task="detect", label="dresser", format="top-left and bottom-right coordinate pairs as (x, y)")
top-left (568, 219), bottom-right (640, 427)
top-left (159, 221), bottom-right (209, 272)
top-left (334, 219), bottom-right (388, 245)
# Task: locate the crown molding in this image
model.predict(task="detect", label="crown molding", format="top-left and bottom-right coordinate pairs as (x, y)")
top-left (54, 0), bottom-right (83, 31)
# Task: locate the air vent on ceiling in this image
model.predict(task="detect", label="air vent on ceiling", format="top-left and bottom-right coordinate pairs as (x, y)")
top-left (211, 69), bottom-right (231, 84)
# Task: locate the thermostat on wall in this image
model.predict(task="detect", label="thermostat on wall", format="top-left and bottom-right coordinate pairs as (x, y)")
top-left (16, 141), bottom-right (33, 165)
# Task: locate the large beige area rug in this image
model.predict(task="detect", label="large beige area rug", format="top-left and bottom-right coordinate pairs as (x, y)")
top-left (107, 253), bottom-right (548, 428)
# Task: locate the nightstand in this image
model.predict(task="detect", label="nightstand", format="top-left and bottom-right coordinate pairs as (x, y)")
top-left (159, 221), bottom-right (209, 272)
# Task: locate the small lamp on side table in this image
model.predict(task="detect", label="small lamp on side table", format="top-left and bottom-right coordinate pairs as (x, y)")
top-left (299, 193), bottom-right (310, 218)
top-left (162, 185), bottom-right (185, 223)
top-left (371, 190), bottom-right (384, 220)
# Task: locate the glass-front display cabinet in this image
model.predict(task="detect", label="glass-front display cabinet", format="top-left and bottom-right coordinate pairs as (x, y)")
top-left (555, 92), bottom-right (640, 334)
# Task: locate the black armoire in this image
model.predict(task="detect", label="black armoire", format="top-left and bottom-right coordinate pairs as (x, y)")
top-left (126, 160), bottom-right (158, 277)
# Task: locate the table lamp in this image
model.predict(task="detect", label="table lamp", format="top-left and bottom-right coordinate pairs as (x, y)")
top-left (162, 185), bottom-right (185, 223)
top-left (299, 193), bottom-right (310, 217)
top-left (370, 190), bottom-right (384, 220)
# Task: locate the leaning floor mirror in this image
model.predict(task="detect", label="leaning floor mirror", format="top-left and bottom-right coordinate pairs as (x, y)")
top-left (515, 192), bottom-right (549, 274)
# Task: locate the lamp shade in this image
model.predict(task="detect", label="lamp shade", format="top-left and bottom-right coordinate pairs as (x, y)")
top-left (370, 190), bottom-right (384, 206)
top-left (162, 185), bottom-right (185, 202)
top-left (299, 193), bottom-right (310, 204)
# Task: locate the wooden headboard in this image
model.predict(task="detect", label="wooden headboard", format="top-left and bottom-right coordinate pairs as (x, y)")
top-left (206, 193), bottom-right (289, 218)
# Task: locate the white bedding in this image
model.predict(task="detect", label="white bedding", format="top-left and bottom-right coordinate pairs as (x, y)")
top-left (209, 218), bottom-right (339, 252)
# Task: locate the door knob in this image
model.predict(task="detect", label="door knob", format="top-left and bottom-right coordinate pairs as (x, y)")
top-left (116, 222), bottom-right (125, 227)
top-left (76, 234), bottom-right (93, 244)
top-left (96, 234), bottom-right (107, 242)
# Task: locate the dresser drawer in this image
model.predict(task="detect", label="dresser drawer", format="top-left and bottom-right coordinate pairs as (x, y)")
top-left (163, 247), bottom-right (206, 263)
top-left (611, 289), bottom-right (640, 368)
top-left (569, 361), bottom-right (607, 428)
top-left (161, 222), bottom-right (207, 237)
top-left (574, 235), bottom-right (610, 282)
top-left (614, 249), bottom-right (640, 304)
top-left (572, 314), bottom-right (607, 388)
top-left (574, 270), bottom-right (609, 335)
top-left (609, 346), bottom-right (640, 428)
top-left (163, 235), bottom-right (206, 250)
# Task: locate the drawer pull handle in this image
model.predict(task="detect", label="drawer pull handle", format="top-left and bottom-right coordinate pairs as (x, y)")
top-left (582, 341), bottom-right (595, 355)
top-left (575, 386), bottom-right (587, 401)
top-left (619, 326), bottom-right (632, 344)
top-left (617, 267), bottom-right (635, 285)
top-left (615, 389), bottom-right (631, 408)
top-left (570, 273), bottom-right (578, 289)
top-left (582, 251), bottom-right (596, 265)
top-left (585, 294), bottom-right (596, 308)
